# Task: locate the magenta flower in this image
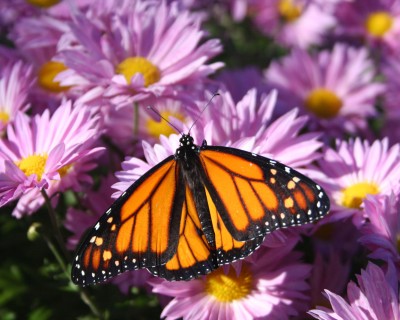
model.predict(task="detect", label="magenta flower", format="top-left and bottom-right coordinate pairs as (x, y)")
top-left (316, 138), bottom-right (400, 226)
top-left (150, 244), bottom-right (311, 320)
top-left (265, 44), bottom-right (385, 135)
top-left (360, 194), bottom-right (400, 266)
top-left (0, 100), bottom-right (103, 217)
top-left (248, 0), bottom-right (336, 48)
top-left (57, 0), bottom-right (223, 106)
top-left (309, 262), bottom-right (400, 320)
top-left (0, 61), bottom-right (34, 132)
top-left (334, 0), bottom-right (400, 53)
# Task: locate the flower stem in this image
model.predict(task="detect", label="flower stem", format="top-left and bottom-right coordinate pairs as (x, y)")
top-left (40, 189), bottom-right (70, 260)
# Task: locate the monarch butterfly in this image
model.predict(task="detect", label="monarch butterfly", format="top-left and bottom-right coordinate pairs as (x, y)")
top-left (71, 133), bottom-right (330, 285)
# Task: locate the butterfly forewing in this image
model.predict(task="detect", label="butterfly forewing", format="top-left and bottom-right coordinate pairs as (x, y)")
top-left (199, 147), bottom-right (330, 240)
top-left (72, 156), bottom-right (182, 285)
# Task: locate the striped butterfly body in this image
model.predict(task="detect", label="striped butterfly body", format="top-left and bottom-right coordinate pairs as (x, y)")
top-left (72, 134), bottom-right (330, 285)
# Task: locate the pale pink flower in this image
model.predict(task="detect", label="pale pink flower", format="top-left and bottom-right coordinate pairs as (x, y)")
top-left (266, 44), bottom-right (385, 135)
top-left (0, 61), bottom-right (35, 132)
top-left (316, 138), bottom-right (400, 226)
top-left (57, 0), bottom-right (223, 106)
top-left (0, 101), bottom-right (103, 217)
top-left (309, 262), bottom-right (400, 320)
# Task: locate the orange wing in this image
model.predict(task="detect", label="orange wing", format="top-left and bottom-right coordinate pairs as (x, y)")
top-left (71, 156), bottom-right (183, 285)
top-left (198, 147), bottom-right (329, 241)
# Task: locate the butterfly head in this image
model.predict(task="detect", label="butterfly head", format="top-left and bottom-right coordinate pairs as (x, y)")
top-left (175, 133), bottom-right (200, 163)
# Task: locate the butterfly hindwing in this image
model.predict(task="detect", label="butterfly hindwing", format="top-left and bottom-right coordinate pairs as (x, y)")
top-left (148, 183), bottom-right (265, 280)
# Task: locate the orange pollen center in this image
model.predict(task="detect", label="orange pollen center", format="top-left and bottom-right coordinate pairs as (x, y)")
top-left (305, 88), bottom-right (342, 119)
top-left (17, 154), bottom-right (48, 181)
top-left (341, 182), bottom-right (379, 209)
top-left (0, 111), bottom-right (9, 124)
top-left (116, 57), bottom-right (160, 87)
top-left (146, 111), bottom-right (184, 138)
top-left (26, 0), bottom-right (60, 8)
top-left (365, 11), bottom-right (394, 37)
top-left (38, 61), bottom-right (71, 93)
top-left (278, 0), bottom-right (303, 22)
top-left (205, 266), bottom-right (253, 302)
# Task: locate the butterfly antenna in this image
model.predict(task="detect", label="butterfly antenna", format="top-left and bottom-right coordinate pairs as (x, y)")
top-left (188, 92), bottom-right (220, 134)
top-left (147, 106), bottom-right (183, 135)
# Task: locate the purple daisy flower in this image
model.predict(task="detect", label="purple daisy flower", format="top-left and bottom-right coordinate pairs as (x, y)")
top-left (316, 138), bottom-right (400, 226)
top-left (57, 0), bottom-right (223, 106)
top-left (0, 100), bottom-right (103, 217)
top-left (360, 194), bottom-right (400, 266)
top-left (150, 244), bottom-right (311, 320)
top-left (0, 61), bottom-right (35, 132)
top-left (309, 261), bottom-right (400, 320)
top-left (265, 43), bottom-right (385, 135)
top-left (334, 0), bottom-right (400, 53)
top-left (248, 0), bottom-right (336, 48)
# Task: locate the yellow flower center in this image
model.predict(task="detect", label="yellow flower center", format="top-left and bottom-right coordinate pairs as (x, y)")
top-left (205, 266), bottom-right (253, 302)
top-left (278, 0), bottom-right (302, 22)
top-left (16, 153), bottom-right (72, 181)
top-left (305, 88), bottom-right (342, 119)
top-left (38, 61), bottom-right (71, 93)
top-left (116, 57), bottom-right (160, 87)
top-left (26, 0), bottom-right (60, 8)
top-left (17, 154), bottom-right (48, 181)
top-left (146, 111), bottom-right (184, 138)
top-left (341, 182), bottom-right (379, 209)
top-left (365, 11), bottom-right (394, 37)
top-left (0, 111), bottom-right (9, 124)
top-left (58, 164), bottom-right (72, 178)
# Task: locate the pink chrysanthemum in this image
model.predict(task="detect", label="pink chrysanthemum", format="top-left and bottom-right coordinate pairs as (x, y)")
top-left (247, 0), bottom-right (336, 48)
top-left (360, 194), bottom-right (400, 266)
top-left (334, 0), bottom-right (400, 53)
top-left (57, 0), bottom-right (223, 106)
top-left (0, 100), bottom-right (103, 217)
top-left (265, 43), bottom-right (385, 135)
top-left (150, 244), bottom-right (311, 320)
top-left (0, 61), bottom-right (35, 132)
top-left (316, 138), bottom-right (400, 226)
top-left (309, 262), bottom-right (400, 320)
